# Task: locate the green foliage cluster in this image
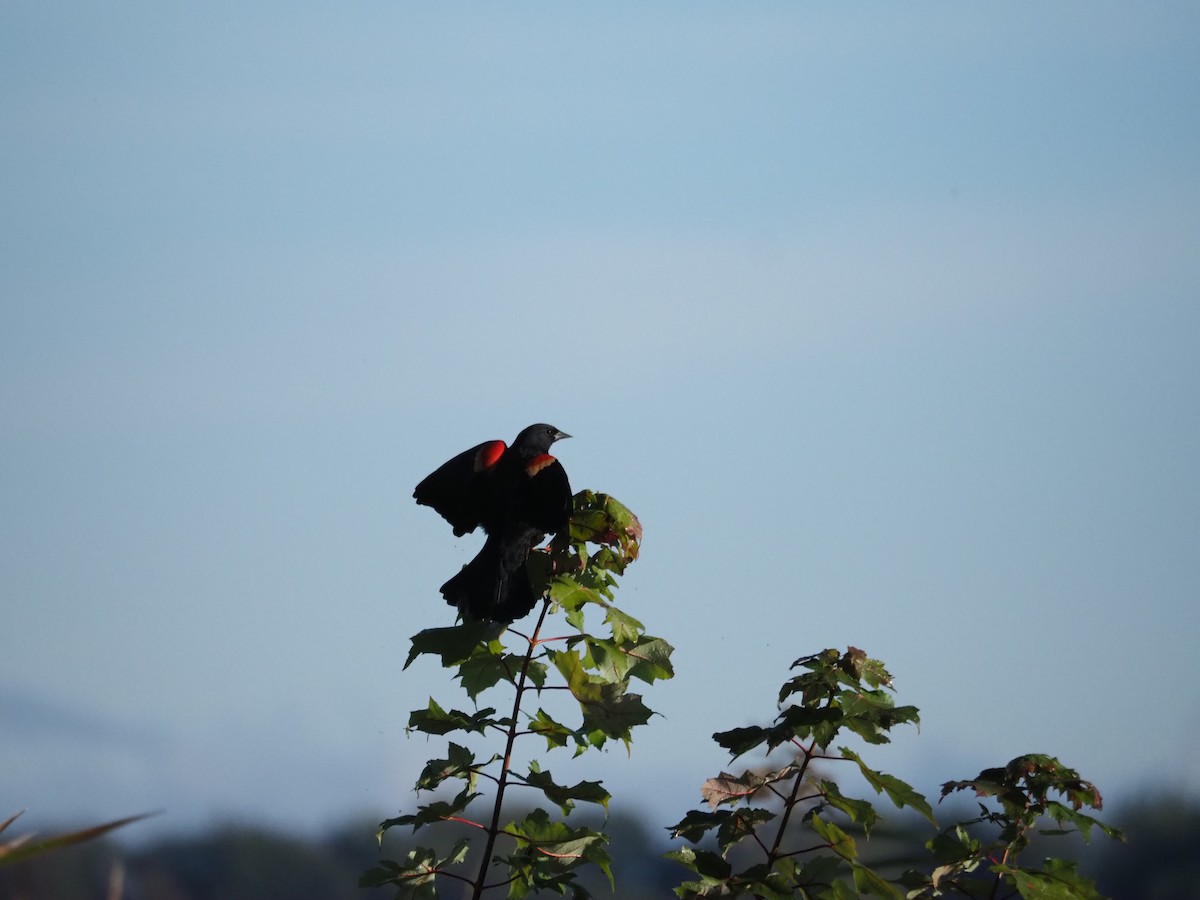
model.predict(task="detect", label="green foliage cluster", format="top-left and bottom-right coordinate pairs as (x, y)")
top-left (373, 491), bottom-right (1125, 899)
top-left (363, 492), bottom-right (672, 899)
top-left (668, 648), bottom-right (1122, 899)
top-left (667, 648), bottom-right (934, 898)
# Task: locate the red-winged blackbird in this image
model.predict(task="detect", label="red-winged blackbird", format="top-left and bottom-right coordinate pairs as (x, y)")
top-left (414, 423), bottom-right (573, 622)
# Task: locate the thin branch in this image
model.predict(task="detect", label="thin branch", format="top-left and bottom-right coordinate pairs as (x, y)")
top-left (470, 597), bottom-right (553, 900)
top-left (395, 866), bottom-right (476, 887)
top-left (766, 741), bottom-right (818, 865)
top-left (748, 827), bottom-right (772, 857)
top-left (469, 768), bottom-right (502, 787)
top-left (776, 841), bottom-right (834, 859)
top-left (444, 816), bottom-right (489, 831)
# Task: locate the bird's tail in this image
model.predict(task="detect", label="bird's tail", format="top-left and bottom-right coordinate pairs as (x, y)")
top-left (440, 536), bottom-right (539, 623)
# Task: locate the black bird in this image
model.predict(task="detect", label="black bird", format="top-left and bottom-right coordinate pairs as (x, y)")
top-left (414, 424), bottom-right (573, 622)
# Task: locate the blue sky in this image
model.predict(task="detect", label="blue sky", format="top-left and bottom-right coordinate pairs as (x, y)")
top-left (3, 3), bottom-right (1199, 842)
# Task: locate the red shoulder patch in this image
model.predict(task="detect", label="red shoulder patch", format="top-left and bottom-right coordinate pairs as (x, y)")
top-left (475, 441), bottom-right (506, 472)
top-left (526, 453), bottom-right (557, 477)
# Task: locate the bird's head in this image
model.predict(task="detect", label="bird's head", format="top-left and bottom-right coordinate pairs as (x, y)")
top-left (513, 423), bottom-right (571, 454)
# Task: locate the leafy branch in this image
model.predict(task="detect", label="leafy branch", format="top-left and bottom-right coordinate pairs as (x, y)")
top-left (365, 491), bottom-right (673, 899)
top-left (667, 648), bottom-right (1123, 899)
top-left (668, 648), bottom-right (931, 899)
top-left (901, 755), bottom-right (1125, 899)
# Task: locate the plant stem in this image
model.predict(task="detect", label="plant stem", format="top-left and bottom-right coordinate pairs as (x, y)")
top-left (470, 599), bottom-right (552, 900)
top-left (766, 740), bottom-right (816, 864)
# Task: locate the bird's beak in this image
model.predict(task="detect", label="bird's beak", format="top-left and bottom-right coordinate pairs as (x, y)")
top-left (555, 430), bottom-right (572, 441)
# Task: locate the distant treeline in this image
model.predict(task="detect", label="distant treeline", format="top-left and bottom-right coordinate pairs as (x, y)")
top-left (2, 794), bottom-right (1195, 899)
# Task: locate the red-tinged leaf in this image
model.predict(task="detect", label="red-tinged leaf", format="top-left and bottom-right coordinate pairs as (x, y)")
top-left (700, 772), bottom-right (761, 809)
top-left (568, 491), bottom-right (642, 558)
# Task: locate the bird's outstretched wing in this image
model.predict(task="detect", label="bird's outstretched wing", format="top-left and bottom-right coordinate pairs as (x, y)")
top-left (413, 439), bottom-right (505, 536)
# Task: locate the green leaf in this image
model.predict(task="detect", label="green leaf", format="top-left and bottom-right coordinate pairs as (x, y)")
top-left (994, 858), bottom-right (1105, 900)
top-left (413, 742), bottom-right (497, 793)
top-left (818, 780), bottom-right (880, 836)
top-left (625, 636), bottom-right (675, 684)
top-left (1042, 801), bottom-right (1126, 843)
top-left (580, 685), bottom-right (654, 746)
top-left (456, 647), bottom-right (506, 699)
top-left (774, 704), bottom-right (844, 749)
top-left (407, 697), bottom-right (497, 737)
top-left (462, 647), bottom-right (548, 698)
top-left (712, 725), bottom-right (769, 757)
top-left (828, 878), bottom-right (863, 900)
top-left (837, 688), bottom-right (920, 745)
top-left (852, 863), bottom-right (904, 899)
top-left (925, 824), bottom-right (982, 864)
top-left (403, 621), bottom-right (503, 670)
top-left (378, 788), bottom-right (479, 835)
top-left (809, 812), bottom-right (857, 861)
top-left (839, 747), bottom-right (936, 824)
top-left (582, 635), bottom-right (675, 686)
top-left (527, 707), bottom-right (581, 752)
top-left (568, 491), bottom-right (642, 563)
top-left (604, 605), bottom-right (645, 644)
top-left (716, 808), bottom-right (776, 856)
top-left (360, 838), bottom-right (472, 897)
top-left (795, 854), bottom-right (847, 890)
top-left (520, 768), bottom-right (611, 815)
top-left (842, 648), bottom-right (893, 689)
top-left (580, 636), bottom-right (635, 684)
top-left (667, 809), bottom-right (731, 845)
top-left (550, 575), bottom-right (608, 618)
top-left (779, 649), bottom-right (842, 700)
top-left (504, 808), bottom-right (613, 889)
top-left (725, 862), bottom-right (801, 900)
top-left (548, 647), bottom-right (655, 746)
top-left (666, 845), bottom-right (732, 881)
